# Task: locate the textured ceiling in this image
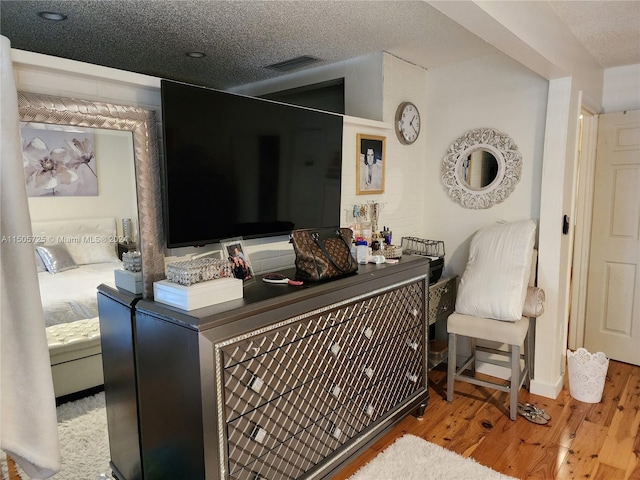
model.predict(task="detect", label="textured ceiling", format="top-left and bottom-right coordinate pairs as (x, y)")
top-left (549, 0), bottom-right (640, 68)
top-left (1, 0), bottom-right (638, 90)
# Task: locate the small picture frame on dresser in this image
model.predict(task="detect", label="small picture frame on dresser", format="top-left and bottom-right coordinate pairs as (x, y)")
top-left (220, 237), bottom-right (255, 285)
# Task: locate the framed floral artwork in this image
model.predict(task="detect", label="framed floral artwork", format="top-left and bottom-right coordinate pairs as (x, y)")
top-left (356, 134), bottom-right (385, 195)
top-left (21, 123), bottom-right (98, 197)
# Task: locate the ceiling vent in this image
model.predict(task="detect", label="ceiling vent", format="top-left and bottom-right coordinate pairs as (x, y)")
top-left (265, 55), bottom-right (321, 72)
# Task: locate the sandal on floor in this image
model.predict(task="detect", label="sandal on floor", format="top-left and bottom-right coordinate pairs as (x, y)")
top-left (517, 402), bottom-right (550, 424)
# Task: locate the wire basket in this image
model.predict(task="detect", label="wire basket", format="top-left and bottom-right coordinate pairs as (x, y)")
top-left (166, 257), bottom-right (233, 286)
top-left (400, 237), bottom-right (445, 258)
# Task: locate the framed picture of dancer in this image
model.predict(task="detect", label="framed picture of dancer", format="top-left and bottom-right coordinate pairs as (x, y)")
top-left (356, 134), bottom-right (385, 195)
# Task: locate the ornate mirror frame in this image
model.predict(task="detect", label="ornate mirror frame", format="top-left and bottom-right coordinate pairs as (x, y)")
top-left (441, 128), bottom-right (522, 209)
top-left (18, 92), bottom-right (165, 298)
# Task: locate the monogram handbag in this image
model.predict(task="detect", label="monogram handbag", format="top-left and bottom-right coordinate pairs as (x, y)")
top-left (291, 227), bottom-right (359, 282)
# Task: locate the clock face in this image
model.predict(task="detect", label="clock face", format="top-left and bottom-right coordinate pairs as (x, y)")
top-left (396, 102), bottom-right (420, 144)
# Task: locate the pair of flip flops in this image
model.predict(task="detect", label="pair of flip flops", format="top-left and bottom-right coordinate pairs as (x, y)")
top-left (517, 402), bottom-right (551, 424)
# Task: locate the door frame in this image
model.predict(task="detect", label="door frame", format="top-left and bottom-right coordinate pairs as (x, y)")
top-left (568, 99), bottom-right (599, 350)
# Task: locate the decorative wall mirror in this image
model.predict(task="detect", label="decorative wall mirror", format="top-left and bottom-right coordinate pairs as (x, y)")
top-left (18, 92), bottom-right (165, 298)
top-left (441, 128), bottom-right (522, 209)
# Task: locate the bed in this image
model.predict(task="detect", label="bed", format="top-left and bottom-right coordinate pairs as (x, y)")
top-left (31, 217), bottom-right (122, 397)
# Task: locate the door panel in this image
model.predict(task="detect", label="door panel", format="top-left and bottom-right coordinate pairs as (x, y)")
top-left (584, 110), bottom-right (640, 365)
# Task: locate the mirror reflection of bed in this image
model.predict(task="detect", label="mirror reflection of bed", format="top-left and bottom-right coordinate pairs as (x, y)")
top-left (25, 124), bottom-right (138, 400)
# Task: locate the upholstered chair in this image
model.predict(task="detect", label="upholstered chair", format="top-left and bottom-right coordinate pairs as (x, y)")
top-left (446, 220), bottom-right (545, 420)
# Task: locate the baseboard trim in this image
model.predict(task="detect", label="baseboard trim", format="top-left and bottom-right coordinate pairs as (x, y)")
top-left (530, 376), bottom-right (563, 399)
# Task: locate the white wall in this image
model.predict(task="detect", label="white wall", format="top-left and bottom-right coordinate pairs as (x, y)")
top-left (602, 64), bottom-right (640, 113)
top-left (423, 53), bottom-right (549, 278)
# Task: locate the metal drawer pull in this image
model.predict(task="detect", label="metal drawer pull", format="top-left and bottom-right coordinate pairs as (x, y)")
top-left (328, 423), bottom-right (342, 440)
top-left (330, 342), bottom-right (341, 355)
top-left (362, 326), bottom-right (374, 339)
top-left (330, 384), bottom-right (342, 398)
top-left (363, 367), bottom-right (374, 379)
top-left (406, 372), bottom-right (419, 383)
top-left (247, 373), bottom-right (264, 393)
top-left (410, 308), bottom-right (419, 317)
top-left (407, 340), bottom-right (419, 351)
top-left (249, 424), bottom-right (267, 444)
top-left (365, 404), bottom-right (375, 417)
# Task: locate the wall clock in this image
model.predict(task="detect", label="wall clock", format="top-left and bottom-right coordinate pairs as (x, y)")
top-left (395, 101), bottom-right (420, 145)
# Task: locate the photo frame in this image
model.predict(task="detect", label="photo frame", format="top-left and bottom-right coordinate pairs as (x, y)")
top-left (356, 134), bottom-right (385, 195)
top-left (220, 237), bottom-right (255, 285)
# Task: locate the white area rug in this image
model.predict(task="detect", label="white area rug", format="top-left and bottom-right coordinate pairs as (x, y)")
top-left (347, 434), bottom-right (517, 480)
top-left (2, 392), bottom-right (112, 480)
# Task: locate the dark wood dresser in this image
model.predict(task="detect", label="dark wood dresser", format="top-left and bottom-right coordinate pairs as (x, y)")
top-left (99, 256), bottom-right (430, 480)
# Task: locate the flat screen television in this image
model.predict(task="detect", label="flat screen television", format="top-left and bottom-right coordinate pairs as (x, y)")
top-left (160, 80), bottom-right (344, 248)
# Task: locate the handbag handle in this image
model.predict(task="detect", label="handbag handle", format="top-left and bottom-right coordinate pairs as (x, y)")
top-left (311, 230), bottom-right (355, 274)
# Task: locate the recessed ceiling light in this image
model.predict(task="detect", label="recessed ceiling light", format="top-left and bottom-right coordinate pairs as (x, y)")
top-left (186, 52), bottom-right (206, 58)
top-left (37, 11), bottom-right (68, 21)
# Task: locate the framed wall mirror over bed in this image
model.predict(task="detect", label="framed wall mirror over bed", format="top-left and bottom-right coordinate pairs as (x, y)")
top-left (18, 92), bottom-right (164, 300)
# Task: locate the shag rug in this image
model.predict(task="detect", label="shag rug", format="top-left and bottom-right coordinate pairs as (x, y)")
top-left (347, 434), bottom-right (517, 480)
top-left (2, 392), bottom-right (112, 480)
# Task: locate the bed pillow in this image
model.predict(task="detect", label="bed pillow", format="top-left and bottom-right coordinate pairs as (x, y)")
top-left (65, 236), bottom-right (119, 265)
top-left (455, 219), bottom-right (536, 321)
top-left (36, 244), bottom-right (78, 274)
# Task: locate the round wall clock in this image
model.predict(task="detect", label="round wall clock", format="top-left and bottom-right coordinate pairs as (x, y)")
top-left (395, 101), bottom-right (421, 145)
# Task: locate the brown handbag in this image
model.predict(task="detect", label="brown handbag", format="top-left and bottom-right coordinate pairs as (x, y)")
top-left (291, 227), bottom-right (359, 282)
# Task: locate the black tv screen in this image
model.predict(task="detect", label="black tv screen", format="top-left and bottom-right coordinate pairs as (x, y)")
top-left (160, 80), bottom-right (344, 248)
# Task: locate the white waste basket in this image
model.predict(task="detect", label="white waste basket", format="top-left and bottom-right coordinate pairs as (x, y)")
top-left (567, 348), bottom-right (609, 403)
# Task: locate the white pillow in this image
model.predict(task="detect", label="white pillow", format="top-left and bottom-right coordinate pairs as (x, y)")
top-left (65, 232), bottom-right (120, 265)
top-left (455, 220), bottom-right (536, 321)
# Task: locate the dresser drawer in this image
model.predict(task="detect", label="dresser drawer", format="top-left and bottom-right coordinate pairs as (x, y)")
top-left (428, 276), bottom-right (457, 324)
top-left (222, 284), bottom-right (425, 420)
top-left (219, 278), bottom-right (427, 480)
top-left (226, 328), bottom-right (425, 480)
top-left (222, 283), bottom-right (423, 369)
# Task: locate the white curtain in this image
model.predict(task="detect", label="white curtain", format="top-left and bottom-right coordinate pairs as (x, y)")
top-left (0, 35), bottom-right (60, 478)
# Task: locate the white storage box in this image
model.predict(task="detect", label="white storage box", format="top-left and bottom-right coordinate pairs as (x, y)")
top-left (114, 268), bottom-right (143, 294)
top-left (153, 277), bottom-right (243, 311)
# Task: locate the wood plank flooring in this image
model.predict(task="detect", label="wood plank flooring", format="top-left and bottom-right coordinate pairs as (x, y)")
top-left (332, 360), bottom-right (640, 480)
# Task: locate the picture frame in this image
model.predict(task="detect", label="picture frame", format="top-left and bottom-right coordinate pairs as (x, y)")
top-left (356, 134), bottom-right (385, 195)
top-left (220, 237), bottom-right (255, 285)
top-left (21, 123), bottom-right (98, 197)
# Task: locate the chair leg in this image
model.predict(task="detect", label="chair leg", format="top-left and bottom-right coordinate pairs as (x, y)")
top-left (510, 344), bottom-right (520, 420)
top-left (447, 332), bottom-right (456, 402)
top-left (527, 317), bottom-right (535, 383)
top-left (469, 337), bottom-right (477, 375)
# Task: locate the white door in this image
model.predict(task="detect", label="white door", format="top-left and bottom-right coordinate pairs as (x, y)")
top-left (584, 110), bottom-right (640, 365)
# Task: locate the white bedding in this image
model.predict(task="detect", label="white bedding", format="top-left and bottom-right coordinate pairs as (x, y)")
top-left (39, 262), bottom-right (118, 328)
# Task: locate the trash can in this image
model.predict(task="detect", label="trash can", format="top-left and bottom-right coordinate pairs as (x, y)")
top-left (567, 348), bottom-right (609, 403)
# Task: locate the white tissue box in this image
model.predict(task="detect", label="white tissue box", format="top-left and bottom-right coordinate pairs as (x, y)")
top-left (153, 277), bottom-right (243, 311)
top-left (114, 269), bottom-right (143, 294)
